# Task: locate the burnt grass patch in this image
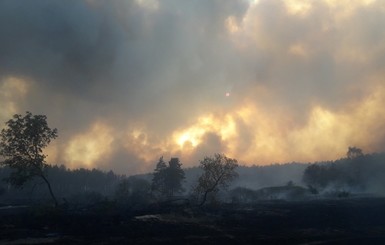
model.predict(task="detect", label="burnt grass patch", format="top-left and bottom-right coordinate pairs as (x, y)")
top-left (1, 197), bottom-right (385, 244)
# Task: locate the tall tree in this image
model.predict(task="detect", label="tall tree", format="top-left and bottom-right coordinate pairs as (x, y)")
top-left (151, 157), bottom-right (185, 199)
top-left (164, 158), bottom-right (185, 197)
top-left (0, 112), bottom-right (58, 206)
top-left (194, 153), bottom-right (238, 206)
top-left (151, 156), bottom-right (168, 197)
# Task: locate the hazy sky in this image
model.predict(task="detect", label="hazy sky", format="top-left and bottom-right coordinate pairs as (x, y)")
top-left (1, 0), bottom-right (385, 174)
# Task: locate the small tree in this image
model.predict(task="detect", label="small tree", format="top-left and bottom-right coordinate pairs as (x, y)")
top-left (347, 146), bottom-right (363, 159)
top-left (0, 112), bottom-right (58, 206)
top-left (194, 153), bottom-right (238, 206)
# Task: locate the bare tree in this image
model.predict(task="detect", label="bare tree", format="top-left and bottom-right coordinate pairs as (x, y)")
top-left (0, 112), bottom-right (58, 206)
top-left (194, 153), bottom-right (238, 206)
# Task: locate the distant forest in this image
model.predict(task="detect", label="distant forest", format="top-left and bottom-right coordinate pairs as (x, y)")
top-left (1, 149), bottom-right (385, 207)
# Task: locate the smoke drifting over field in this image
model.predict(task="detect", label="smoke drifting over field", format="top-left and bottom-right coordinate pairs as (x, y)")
top-left (1, 0), bottom-right (385, 174)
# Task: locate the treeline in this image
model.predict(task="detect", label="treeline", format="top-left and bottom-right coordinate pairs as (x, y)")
top-left (0, 154), bottom-right (239, 208)
top-left (0, 166), bottom-right (123, 204)
top-left (303, 150), bottom-right (385, 194)
top-left (2, 148), bottom-right (384, 207)
top-left (234, 163), bottom-right (308, 189)
top-left (229, 148), bottom-right (385, 203)
top-left (2, 113), bottom-right (384, 210)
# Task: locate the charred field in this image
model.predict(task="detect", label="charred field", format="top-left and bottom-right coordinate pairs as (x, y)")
top-left (1, 197), bottom-right (385, 244)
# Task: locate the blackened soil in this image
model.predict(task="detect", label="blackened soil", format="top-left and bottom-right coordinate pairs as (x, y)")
top-left (1, 198), bottom-right (385, 244)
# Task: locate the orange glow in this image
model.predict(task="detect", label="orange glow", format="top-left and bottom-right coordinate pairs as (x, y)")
top-left (0, 77), bottom-right (29, 124)
top-left (33, 83), bottom-right (385, 170)
top-left (2, 0), bottom-right (384, 173)
top-left (284, 0), bottom-right (313, 17)
top-left (64, 122), bottom-right (114, 168)
top-left (173, 114), bottom-right (237, 151)
top-left (160, 83), bottom-right (385, 166)
top-left (176, 130), bottom-right (203, 148)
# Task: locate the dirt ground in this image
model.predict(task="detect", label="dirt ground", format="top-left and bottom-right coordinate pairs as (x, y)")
top-left (1, 197), bottom-right (385, 244)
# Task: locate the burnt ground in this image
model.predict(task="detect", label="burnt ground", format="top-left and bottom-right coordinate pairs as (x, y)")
top-left (1, 197), bottom-right (385, 244)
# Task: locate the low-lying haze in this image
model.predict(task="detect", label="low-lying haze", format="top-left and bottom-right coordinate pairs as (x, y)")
top-left (1, 0), bottom-right (385, 174)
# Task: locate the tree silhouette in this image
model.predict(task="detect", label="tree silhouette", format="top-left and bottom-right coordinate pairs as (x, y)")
top-left (347, 146), bottom-right (363, 159)
top-left (0, 112), bottom-right (58, 206)
top-left (194, 153), bottom-right (238, 206)
top-left (303, 148), bottom-right (371, 192)
top-left (164, 158), bottom-right (185, 197)
top-left (151, 157), bottom-right (185, 198)
top-left (151, 156), bottom-right (168, 197)
top-left (302, 164), bottom-right (329, 189)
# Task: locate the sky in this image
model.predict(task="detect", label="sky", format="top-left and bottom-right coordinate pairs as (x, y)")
top-left (1, 0), bottom-right (385, 174)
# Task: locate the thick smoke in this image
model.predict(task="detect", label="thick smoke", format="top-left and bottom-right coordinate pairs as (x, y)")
top-left (1, 0), bottom-right (385, 174)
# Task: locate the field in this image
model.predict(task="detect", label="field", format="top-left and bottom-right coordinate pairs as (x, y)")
top-left (1, 197), bottom-right (385, 244)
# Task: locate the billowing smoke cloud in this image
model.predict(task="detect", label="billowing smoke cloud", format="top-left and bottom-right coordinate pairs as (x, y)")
top-left (1, 0), bottom-right (385, 174)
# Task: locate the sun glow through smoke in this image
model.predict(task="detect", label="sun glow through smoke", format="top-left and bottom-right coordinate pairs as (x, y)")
top-left (166, 82), bottom-right (385, 166)
top-left (64, 122), bottom-right (114, 168)
top-left (1, 0), bottom-right (385, 173)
